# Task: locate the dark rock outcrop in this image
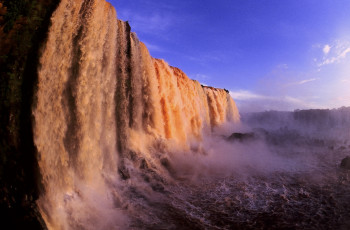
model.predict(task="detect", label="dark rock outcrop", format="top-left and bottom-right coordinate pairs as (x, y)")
top-left (0, 0), bottom-right (60, 228)
top-left (340, 156), bottom-right (350, 170)
top-left (227, 132), bottom-right (256, 142)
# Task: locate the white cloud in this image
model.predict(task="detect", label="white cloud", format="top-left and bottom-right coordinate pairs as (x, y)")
top-left (297, 78), bottom-right (317, 85)
top-left (318, 41), bottom-right (350, 66)
top-left (285, 78), bottom-right (318, 87)
top-left (229, 90), bottom-right (322, 112)
top-left (229, 90), bottom-right (271, 101)
top-left (323, 44), bottom-right (331, 55)
top-left (339, 47), bottom-right (350, 59)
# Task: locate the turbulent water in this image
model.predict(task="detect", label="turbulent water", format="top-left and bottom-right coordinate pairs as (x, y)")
top-left (32, 0), bottom-right (350, 229)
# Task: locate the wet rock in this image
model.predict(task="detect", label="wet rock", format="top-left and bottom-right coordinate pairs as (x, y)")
top-left (224, 197), bottom-right (233, 207)
top-left (340, 156), bottom-right (350, 169)
top-left (151, 183), bottom-right (165, 192)
top-left (118, 164), bottom-right (130, 180)
top-left (227, 132), bottom-right (256, 142)
top-left (160, 158), bottom-right (172, 171)
top-left (252, 128), bottom-right (269, 136)
top-left (140, 158), bottom-right (149, 169)
top-left (160, 157), bottom-right (176, 176)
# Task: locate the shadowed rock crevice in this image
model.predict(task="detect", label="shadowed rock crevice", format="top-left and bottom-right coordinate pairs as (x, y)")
top-left (0, 0), bottom-right (60, 229)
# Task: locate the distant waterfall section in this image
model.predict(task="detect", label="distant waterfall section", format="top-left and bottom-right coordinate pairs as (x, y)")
top-left (33, 0), bottom-right (240, 229)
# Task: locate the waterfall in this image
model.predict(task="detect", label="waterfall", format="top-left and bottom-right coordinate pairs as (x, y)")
top-left (33, 0), bottom-right (240, 228)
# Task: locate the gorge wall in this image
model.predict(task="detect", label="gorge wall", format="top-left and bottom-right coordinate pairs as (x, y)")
top-left (0, 0), bottom-right (60, 228)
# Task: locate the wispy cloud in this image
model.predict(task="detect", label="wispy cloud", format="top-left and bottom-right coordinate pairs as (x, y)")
top-left (229, 90), bottom-right (271, 101)
top-left (229, 90), bottom-right (321, 112)
top-left (190, 74), bottom-right (211, 86)
top-left (318, 40), bottom-right (350, 66)
top-left (118, 9), bottom-right (173, 35)
top-left (192, 74), bottom-right (210, 80)
top-left (143, 41), bottom-right (164, 53)
top-left (297, 78), bottom-right (317, 85)
top-left (285, 78), bottom-right (318, 87)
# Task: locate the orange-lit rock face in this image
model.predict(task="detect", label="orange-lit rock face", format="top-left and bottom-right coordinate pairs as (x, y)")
top-left (33, 0), bottom-right (240, 229)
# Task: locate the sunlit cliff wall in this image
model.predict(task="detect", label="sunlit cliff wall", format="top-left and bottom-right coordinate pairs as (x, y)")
top-left (33, 0), bottom-right (240, 228)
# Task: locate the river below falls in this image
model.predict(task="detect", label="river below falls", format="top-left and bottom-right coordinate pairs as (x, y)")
top-left (125, 142), bottom-right (350, 230)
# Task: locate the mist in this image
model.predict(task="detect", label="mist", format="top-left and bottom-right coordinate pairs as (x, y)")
top-left (124, 107), bottom-right (350, 229)
top-left (83, 107), bottom-right (346, 230)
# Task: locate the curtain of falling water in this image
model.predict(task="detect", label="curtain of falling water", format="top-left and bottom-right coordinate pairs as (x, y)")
top-left (34, 0), bottom-right (122, 228)
top-left (33, 0), bottom-right (240, 229)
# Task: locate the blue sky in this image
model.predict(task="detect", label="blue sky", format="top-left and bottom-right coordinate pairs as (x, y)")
top-left (108, 0), bottom-right (350, 112)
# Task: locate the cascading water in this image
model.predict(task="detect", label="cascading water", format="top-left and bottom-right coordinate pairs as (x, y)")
top-left (33, 0), bottom-right (240, 228)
